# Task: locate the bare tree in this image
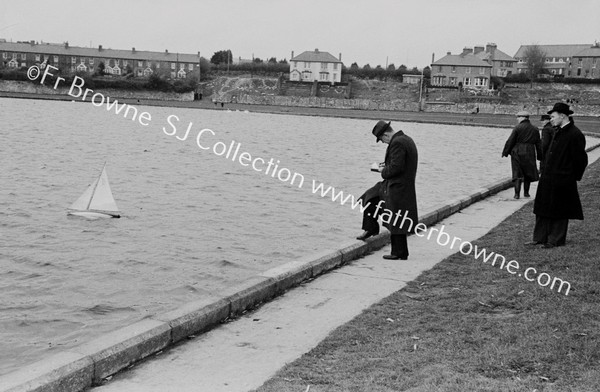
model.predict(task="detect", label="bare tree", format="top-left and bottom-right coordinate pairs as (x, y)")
top-left (523, 44), bottom-right (547, 85)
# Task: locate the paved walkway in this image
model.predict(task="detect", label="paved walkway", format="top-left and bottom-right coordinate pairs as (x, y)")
top-left (91, 182), bottom-right (549, 392)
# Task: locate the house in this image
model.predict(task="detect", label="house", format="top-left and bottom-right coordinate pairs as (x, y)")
top-left (289, 49), bottom-right (343, 83)
top-left (574, 43), bottom-right (600, 78)
top-left (402, 74), bottom-right (423, 85)
top-left (513, 44), bottom-right (591, 77)
top-left (474, 43), bottom-right (517, 77)
top-left (0, 40), bottom-right (200, 79)
top-left (430, 47), bottom-right (493, 88)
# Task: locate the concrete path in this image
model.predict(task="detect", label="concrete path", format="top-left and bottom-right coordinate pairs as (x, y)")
top-left (89, 146), bottom-right (600, 392)
top-left (90, 186), bottom-right (537, 392)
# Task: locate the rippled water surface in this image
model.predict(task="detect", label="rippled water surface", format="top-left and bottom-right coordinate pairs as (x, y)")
top-left (1, 97), bottom-right (526, 373)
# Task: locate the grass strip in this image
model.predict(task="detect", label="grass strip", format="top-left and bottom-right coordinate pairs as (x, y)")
top-left (254, 161), bottom-right (600, 392)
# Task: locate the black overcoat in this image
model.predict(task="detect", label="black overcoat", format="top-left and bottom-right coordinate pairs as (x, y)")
top-left (380, 131), bottom-right (419, 234)
top-left (502, 119), bottom-right (542, 182)
top-left (533, 121), bottom-right (588, 219)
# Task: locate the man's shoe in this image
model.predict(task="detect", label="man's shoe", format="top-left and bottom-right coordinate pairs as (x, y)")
top-left (524, 193), bottom-right (530, 198)
top-left (524, 241), bottom-right (543, 246)
top-left (383, 254), bottom-right (408, 260)
top-left (356, 231), bottom-right (376, 241)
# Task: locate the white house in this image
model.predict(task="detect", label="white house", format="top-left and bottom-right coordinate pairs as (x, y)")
top-left (289, 49), bottom-right (343, 83)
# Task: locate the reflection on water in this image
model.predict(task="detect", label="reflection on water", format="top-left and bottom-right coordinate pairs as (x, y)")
top-left (1, 97), bottom-right (513, 374)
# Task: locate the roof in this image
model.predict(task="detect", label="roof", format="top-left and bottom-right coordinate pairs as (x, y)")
top-left (432, 53), bottom-right (492, 67)
top-left (0, 41), bottom-right (199, 63)
top-left (574, 45), bottom-right (600, 57)
top-left (291, 49), bottom-right (342, 63)
top-left (513, 44), bottom-right (590, 59)
top-left (476, 49), bottom-right (516, 62)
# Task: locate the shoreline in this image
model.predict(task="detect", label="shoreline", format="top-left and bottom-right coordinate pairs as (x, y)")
top-left (3, 91), bottom-right (600, 134)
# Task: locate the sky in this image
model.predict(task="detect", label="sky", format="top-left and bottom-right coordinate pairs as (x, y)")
top-left (1, 0), bottom-right (599, 69)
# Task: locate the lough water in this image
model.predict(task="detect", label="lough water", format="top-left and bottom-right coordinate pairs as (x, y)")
top-left (0, 97), bottom-right (532, 374)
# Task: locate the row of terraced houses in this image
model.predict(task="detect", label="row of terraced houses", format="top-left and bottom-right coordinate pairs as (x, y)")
top-left (430, 42), bottom-right (600, 89)
top-left (1, 39), bottom-right (600, 88)
top-left (0, 39), bottom-right (201, 79)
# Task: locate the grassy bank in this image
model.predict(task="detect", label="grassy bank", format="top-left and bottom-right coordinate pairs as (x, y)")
top-left (255, 161), bottom-right (600, 391)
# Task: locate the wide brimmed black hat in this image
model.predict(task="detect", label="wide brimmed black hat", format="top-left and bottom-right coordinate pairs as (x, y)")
top-left (372, 120), bottom-right (391, 142)
top-left (547, 102), bottom-right (573, 115)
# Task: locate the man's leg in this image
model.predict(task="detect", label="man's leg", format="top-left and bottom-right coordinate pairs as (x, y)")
top-left (387, 234), bottom-right (408, 260)
top-left (523, 179), bottom-right (531, 198)
top-left (514, 178), bottom-right (522, 199)
top-left (547, 219), bottom-right (569, 247)
top-left (529, 215), bottom-right (548, 245)
top-left (357, 198), bottom-right (382, 240)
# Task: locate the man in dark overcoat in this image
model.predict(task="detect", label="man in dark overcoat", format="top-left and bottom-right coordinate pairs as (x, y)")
top-left (356, 120), bottom-right (419, 260)
top-left (502, 111), bottom-right (542, 199)
top-left (539, 114), bottom-right (555, 175)
top-left (529, 103), bottom-right (588, 248)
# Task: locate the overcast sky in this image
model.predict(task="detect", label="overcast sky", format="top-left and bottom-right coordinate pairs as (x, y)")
top-left (1, 0), bottom-right (599, 68)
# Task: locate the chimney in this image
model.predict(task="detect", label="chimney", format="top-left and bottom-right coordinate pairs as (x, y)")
top-left (132, 47), bottom-right (136, 53)
top-left (314, 48), bottom-right (319, 53)
top-left (291, 50), bottom-right (294, 59)
top-left (165, 49), bottom-right (169, 55)
top-left (432, 53), bottom-right (435, 64)
top-left (30, 40), bottom-right (35, 46)
top-left (486, 43), bottom-right (497, 54)
top-left (339, 52), bottom-right (342, 61)
top-left (461, 47), bottom-right (473, 55)
top-left (447, 51), bottom-right (451, 55)
top-left (474, 45), bottom-right (484, 54)
top-left (64, 41), bottom-right (69, 49)
top-left (98, 45), bottom-right (103, 51)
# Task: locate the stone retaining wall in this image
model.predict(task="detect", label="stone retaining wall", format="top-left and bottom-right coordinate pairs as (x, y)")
top-left (0, 80), bottom-right (193, 101)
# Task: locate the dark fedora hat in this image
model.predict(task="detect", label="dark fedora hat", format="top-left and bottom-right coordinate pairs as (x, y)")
top-left (540, 114), bottom-right (551, 120)
top-left (547, 102), bottom-right (573, 115)
top-left (372, 120), bottom-right (391, 142)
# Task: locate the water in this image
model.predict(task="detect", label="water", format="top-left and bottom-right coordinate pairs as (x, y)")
top-left (0, 97), bottom-right (528, 374)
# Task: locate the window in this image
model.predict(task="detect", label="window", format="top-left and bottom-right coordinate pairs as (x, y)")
top-left (577, 68), bottom-right (581, 76)
top-left (138, 60), bottom-right (143, 67)
top-left (188, 63), bottom-right (194, 70)
top-left (438, 65), bottom-right (443, 72)
top-left (474, 77), bottom-right (487, 86)
top-left (333, 63), bottom-right (338, 70)
top-left (2, 52), bottom-right (6, 59)
top-left (451, 66), bottom-right (456, 73)
top-left (293, 61), bottom-right (297, 68)
top-left (304, 62), bottom-right (309, 68)
top-left (319, 72), bottom-right (328, 81)
top-left (464, 77), bottom-right (471, 86)
top-left (593, 58), bottom-right (597, 67)
top-left (35, 54), bottom-right (40, 61)
top-left (333, 73), bottom-right (337, 81)
top-left (71, 57), bottom-right (76, 64)
top-left (156, 63), bottom-right (160, 69)
top-left (171, 62), bottom-right (176, 70)
top-left (479, 67), bottom-right (485, 74)
top-left (465, 67), bottom-right (471, 74)
top-left (432, 76), bottom-right (445, 85)
top-left (320, 62), bottom-right (327, 70)
top-left (449, 77), bottom-right (457, 85)
top-left (578, 58), bottom-right (583, 65)
top-left (592, 69), bottom-right (596, 77)
top-left (115, 59), bottom-right (119, 65)
top-left (180, 63), bottom-right (184, 69)
top-left (54, 56), bottom-right (58, 63)
top-left (170, 71), bottom-right (176, 78)
top-left (90, 58), bottom-right (94, 65)
top-left (123, 60), bottom-right (128, 66)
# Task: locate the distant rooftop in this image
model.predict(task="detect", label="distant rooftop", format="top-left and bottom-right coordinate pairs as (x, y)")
top-left (291, 49), bottom-right (342, 63)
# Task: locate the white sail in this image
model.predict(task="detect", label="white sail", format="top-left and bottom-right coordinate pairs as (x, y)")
top-left (68, 164), bottom-right (120, 218)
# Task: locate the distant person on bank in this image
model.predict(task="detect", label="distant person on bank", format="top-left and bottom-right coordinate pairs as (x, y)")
top-left (528, 103), bottom-right (588, 248)
top-left (539, 114), bottom-right (555, 175)
top-left (502, 111), bottom-right (542, 199)
top-left (356, 121), bottom-right (419, 260)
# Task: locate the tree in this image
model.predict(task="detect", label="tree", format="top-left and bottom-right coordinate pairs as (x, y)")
top-left (210, 50), bottom-right (233, 65)
top-left (278, 58), bottom-right (288, 64)
top-left (350, 62), bottom-right (359, 70)
top-left (363, 64), bottom-right (371, 70)
top-left (96, 62), bottom-right (105, 76)
top-left (268, 57), bottom-right (277, 64)
top-left (387, 63), bottom-right (396, 71)
top-left (253, 57), bottom-right (264, 63)
top-left (523, 44), bottom-right (547, 83)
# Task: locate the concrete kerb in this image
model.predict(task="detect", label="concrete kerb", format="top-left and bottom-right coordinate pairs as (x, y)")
top-left (0, 174), bottom-right (523, 392)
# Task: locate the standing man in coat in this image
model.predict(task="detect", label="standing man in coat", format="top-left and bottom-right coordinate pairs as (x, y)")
top-left (539, 114), bottom-right (555, 175)
top-left (528, 103), bottom-right (588, 248)
top-left (356, 120), bottom-right (419, 260)
top-left (502, 111), bottom-right (542, 199)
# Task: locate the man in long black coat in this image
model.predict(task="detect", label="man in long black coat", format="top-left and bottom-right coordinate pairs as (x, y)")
top-left (356, 120), bottom-right (419, 260)
top-left (529, 103), bottom-right (588, 248)
top-left (502, 111), bottom-right (542, 199)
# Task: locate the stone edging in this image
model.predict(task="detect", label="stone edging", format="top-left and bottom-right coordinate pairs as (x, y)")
top-left (2, 142), bottom-right (600, 392)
